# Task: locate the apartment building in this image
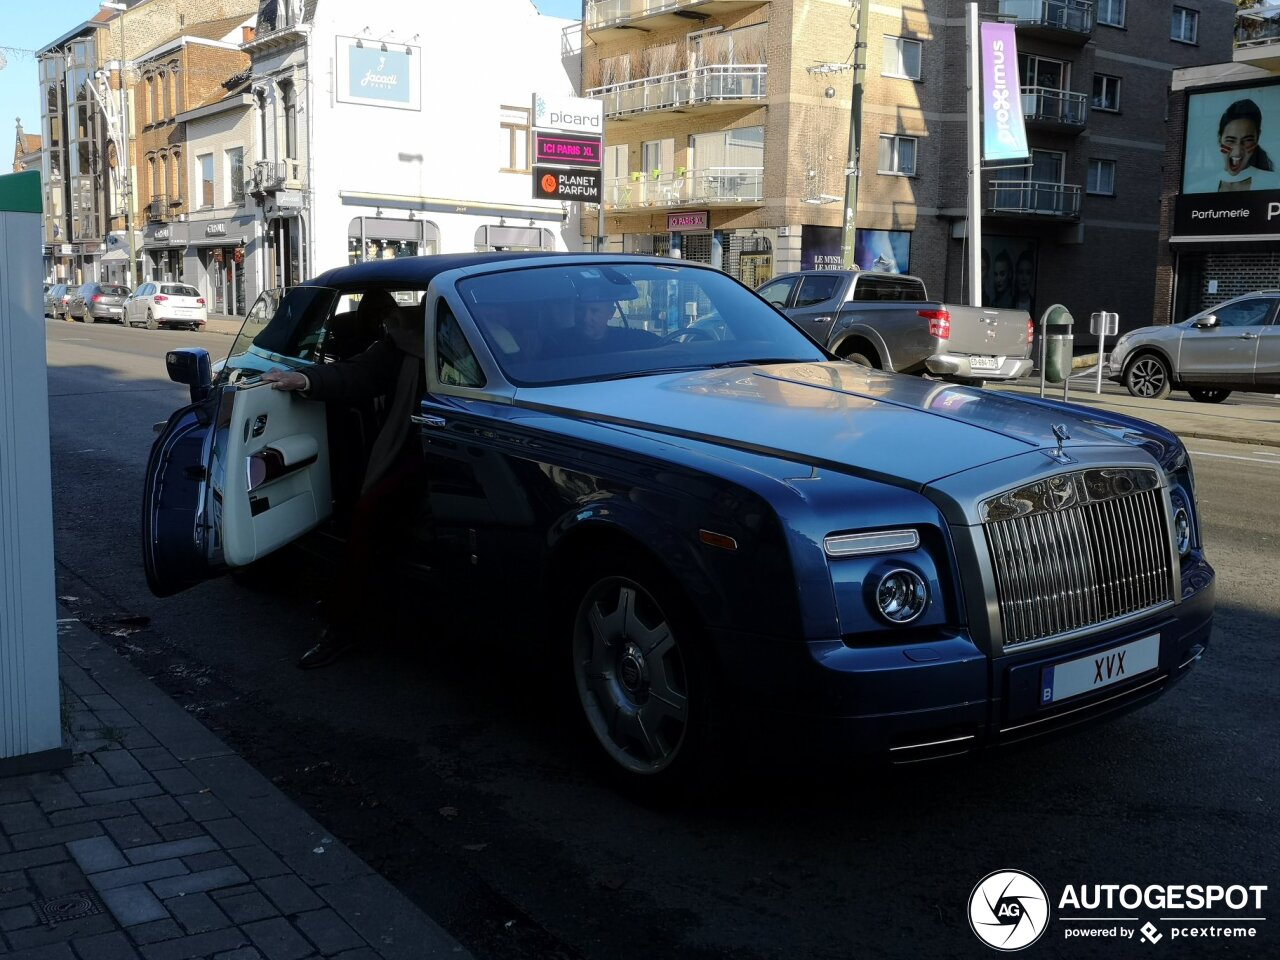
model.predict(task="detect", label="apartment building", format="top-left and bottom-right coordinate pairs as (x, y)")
top-left (12, 122), bottom-right (42, 174)
top-left (579, 0), bottom-right (1234, 337)
top-left (36, 0), bottom-right (258, 285)
top-left (240, 0), bottom-right (579, 294)
top-left (1154, 2), bottom-right (1280, 324)
top-left (131, 16), bottom-right (253, 284)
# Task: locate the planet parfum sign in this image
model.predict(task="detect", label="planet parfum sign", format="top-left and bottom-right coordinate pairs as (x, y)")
top-left (336, 37), bottom-right (421, 110)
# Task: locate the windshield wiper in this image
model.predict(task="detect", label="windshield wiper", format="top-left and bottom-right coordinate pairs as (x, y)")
top-left (709, 358), bottom-right (805, 368)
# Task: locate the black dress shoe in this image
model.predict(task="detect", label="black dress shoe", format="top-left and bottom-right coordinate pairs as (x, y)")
top-left (296, 630), bottom-right (355, 669)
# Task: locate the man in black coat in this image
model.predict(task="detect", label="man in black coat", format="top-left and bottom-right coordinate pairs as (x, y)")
top-left (263, 289), bottom-right (428, 668)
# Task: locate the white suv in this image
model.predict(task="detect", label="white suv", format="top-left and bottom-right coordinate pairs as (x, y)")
top-left (125, 282), bottom-right (208, 331)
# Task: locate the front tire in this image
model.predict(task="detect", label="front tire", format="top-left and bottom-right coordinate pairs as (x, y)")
top-left (568, 553), bottom-right (715, 799)
top-left (1124, 354), bottom-right (1172, 400)
top-left (1188, 388), bottom-right (1231, 403)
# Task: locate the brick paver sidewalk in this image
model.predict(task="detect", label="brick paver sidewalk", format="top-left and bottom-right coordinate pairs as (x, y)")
top-left (0, 616), bottom-right (471, 960)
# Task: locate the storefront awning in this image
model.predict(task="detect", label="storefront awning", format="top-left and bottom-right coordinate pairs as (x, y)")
top-left (339, 190), bottom-right (566, 223)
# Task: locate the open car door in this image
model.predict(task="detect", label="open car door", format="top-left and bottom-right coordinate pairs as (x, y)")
top-left (143, 377), bottom-right (332, 597)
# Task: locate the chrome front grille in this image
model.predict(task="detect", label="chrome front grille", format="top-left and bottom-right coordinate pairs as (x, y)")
top-left (981, 469), bottom-right (1176, 648)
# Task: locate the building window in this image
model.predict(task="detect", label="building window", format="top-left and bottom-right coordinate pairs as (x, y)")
top-left (1092, 74), bottom-right (1121, 112)
top-left (1171, 6), bottom-right (1198, 44)
top-left (1087, 158), bottom-right (1116, 195)
top-left (147, 75), bottom-right (158, 125)
top-left (148, 155), bottom-right (159, 196)
top-left (1097, 0), bottom-right (1125, 27)
top-left (171, 149), bottom-right (181, 201)
top-left (1020, 54), bottom-right (1066, 91)
top-left (227, 146), bottom-right (245, 204)
top-left (280, 80), bottom-right (298, 158)
top-left (878, 135), bottom-right (917, 176)
top-left (198, 153), bottom-right (214, 207)
top-left (882, 36), bottom-right (922, 80)
top-left (499, 105), bottom-right (530, 173)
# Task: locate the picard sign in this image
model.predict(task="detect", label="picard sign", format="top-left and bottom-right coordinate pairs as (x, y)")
top-left (534, 132), bottom-right (602, 168)
top-left (533, 166), bottom-right (601, 203)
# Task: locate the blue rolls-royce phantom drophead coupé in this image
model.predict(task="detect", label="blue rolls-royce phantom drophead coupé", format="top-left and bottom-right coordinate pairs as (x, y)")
top-left (145, 254), bottom-right (1214, 796)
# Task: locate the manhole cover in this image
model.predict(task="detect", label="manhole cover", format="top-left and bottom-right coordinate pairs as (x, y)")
top-left (32, 892), bottom-right (103, 925)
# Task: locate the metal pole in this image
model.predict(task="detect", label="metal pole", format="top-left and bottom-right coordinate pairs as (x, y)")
top-left (120, 15), bottom-right (136, 288)
top-left (839, 0), bottom-right (869, 269)
top-left (1095, 328), bottom-right (1106, 394)
top-left (965, 2), bottom-right (982, 307)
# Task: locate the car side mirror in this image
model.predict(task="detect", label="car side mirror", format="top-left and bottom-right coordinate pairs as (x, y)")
top-left (1193, 314), bottom-right (1218, 329)
top-left (166, 347), bottom-right (213, 403)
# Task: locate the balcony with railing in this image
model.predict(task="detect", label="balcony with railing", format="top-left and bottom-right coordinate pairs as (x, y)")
top-left (1234, 5), bottom-right (1280, 70)
top-left (998, 0), bottom-right (1094, 43)
top-left (988, 180), bottom-right (1082, 218)
top-left (147, 194), bottom-right (171, 222)
top-left (1021, 86), bottom-right (1088, 132)
top-left (601, 166), bottom-right (764, 210)
top-left (585, 0), bottom-right (770, 40)
top-left (589, 64), bottom-right (767, 120)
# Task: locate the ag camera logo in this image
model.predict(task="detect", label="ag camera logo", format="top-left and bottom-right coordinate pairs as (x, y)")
top-left (969, 870), bottom-right (1050, 951)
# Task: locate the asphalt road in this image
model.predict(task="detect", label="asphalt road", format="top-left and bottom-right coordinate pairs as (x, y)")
top-left (46, 320), bottom-right (1279, 960)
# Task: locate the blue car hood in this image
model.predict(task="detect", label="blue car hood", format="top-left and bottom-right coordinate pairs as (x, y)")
top-left (515, 362), bottom-right (1167, 488)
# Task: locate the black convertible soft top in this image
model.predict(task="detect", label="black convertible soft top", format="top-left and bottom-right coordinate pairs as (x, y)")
top-left (308, 252), bottom-right (584, 289)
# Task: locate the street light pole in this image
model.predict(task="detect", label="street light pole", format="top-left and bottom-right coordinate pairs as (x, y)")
top-left (102, 1), bottom-right (135, 286)
top-left (839, 0), bottom-right (870, 269)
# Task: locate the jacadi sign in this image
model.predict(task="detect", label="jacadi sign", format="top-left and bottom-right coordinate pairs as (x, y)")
top-left (336, 36), bottom-right (422, 111)
top-left (533, 93), bottom-right (603, 135)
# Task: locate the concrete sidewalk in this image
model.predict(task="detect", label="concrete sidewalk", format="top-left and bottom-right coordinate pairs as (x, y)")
top-left (0, 612), bottom-right (473, 960)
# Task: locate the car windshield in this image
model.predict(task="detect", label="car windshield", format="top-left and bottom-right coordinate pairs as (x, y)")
top-left (457, 262), bottom-right (827, 386)
top-left (161, 284), bottom-right (200, 297)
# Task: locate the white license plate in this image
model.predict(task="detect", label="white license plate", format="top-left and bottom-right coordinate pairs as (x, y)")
top-left (1041, 634), bottom-right (1159, 705)
top-left (175, 308), bottom-right (195, 317)
top-left (970, 355), bottom-right (1001, 371)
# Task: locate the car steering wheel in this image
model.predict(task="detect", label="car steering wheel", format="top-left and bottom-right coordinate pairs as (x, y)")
top-left (660, 327), bottom-right (717, 345)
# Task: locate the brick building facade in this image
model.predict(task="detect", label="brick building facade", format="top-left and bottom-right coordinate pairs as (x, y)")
top-left (579, 0), bottom-right (1236, 342)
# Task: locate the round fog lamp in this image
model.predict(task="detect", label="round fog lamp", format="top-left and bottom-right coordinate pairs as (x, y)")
top-left (1174, 507), bottom-right (1191, 556)
top-left (875, 569), bottom-right (929, 624)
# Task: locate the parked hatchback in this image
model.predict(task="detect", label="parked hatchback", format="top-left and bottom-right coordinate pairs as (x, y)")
top-left (68, 283), bottom-right (132, 324)
top-left (45, 283), bottom-right (80, 321)
top-left (126, 282), bottom-right (207, 331)
top-left (1109, 292), bottom-right (1280, 402)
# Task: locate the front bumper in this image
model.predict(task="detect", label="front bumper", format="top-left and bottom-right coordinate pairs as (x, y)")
top-left (716, 558), bottom-right (1214, 763)
top-left (925, 353), bottom-right (1034, 382)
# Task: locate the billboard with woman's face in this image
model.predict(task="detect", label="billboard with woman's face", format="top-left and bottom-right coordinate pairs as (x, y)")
top-left (1182, 83), bottom-right (1280, 194)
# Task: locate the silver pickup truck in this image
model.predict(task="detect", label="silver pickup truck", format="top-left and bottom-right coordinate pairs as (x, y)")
top-left (758, 270), bottom-right (1034, 383)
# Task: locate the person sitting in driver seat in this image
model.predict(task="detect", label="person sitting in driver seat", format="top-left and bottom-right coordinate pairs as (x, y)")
top-left (550, 283), bottom-right (659, 356)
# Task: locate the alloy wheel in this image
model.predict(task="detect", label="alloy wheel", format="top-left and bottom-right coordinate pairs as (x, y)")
top-left (1125, 356), bottom-right (1171, 399)
top-left (572, 576), bottom-right (690, 776)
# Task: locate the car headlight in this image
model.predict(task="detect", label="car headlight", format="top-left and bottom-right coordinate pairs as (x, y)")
top-left (874, 568), bottom-right (929, 624)
top-left (1173, 507), bottom-right (1192, 557)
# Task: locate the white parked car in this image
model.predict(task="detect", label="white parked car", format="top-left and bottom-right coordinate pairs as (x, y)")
top-left (125, 282), bottom-right (207, 331)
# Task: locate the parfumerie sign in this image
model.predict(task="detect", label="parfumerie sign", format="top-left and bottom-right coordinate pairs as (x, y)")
top-left (1172, 190), bottom-right (1280, 239)
top-left (335, 37), bottom-right (422, 111)
top-left (532, 93), bottom-right (603, 203)
top-left (534, 166), bottom-right (601, 201)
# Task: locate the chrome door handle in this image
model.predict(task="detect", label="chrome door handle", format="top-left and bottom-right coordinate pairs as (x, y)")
top-left (1237, 333), bottom-right (1259, 340)
top-left (411, 414), bottom-right (446, 427)
top-left (813, 315), bottom-right (831, 323)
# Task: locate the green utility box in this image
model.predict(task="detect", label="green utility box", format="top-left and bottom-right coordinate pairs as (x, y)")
top-left (1040, 303), bottom-right (1074, 384)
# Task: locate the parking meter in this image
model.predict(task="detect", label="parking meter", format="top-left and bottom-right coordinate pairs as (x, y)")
top-left (1090, 311), bottom-right (1119, 395)
top-left (1039, 304), bottom-right (1074, 397)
